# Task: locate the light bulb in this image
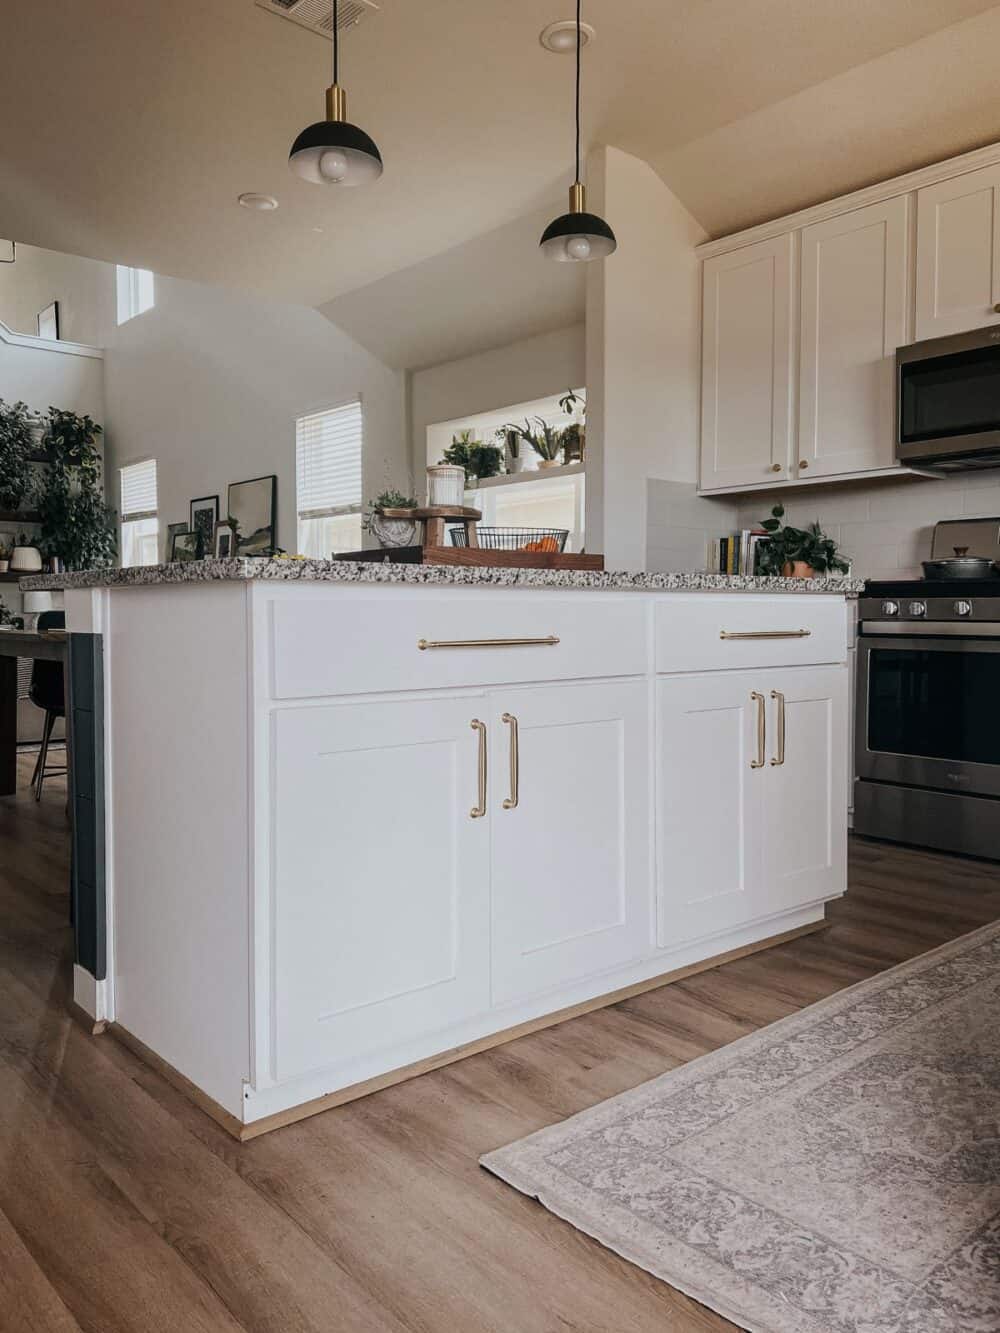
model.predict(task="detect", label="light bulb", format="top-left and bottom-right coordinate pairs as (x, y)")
top-left (319, 149), bottom-right (349, 182)
top-left (566, 235), bottom-right (592, 261)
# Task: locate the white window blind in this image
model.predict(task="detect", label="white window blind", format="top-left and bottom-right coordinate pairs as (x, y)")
top-left (120, 459), bottom-right (158, 520)
top-left (296, 400), bottom-right (363, 520)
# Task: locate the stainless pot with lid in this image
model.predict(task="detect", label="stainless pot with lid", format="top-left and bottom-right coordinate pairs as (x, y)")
top-left (922, 546), bottom-right (996, 579)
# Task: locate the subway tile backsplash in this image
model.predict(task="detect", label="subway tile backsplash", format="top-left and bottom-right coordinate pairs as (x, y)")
top-left (646, 470), bottom-right (1000, 578)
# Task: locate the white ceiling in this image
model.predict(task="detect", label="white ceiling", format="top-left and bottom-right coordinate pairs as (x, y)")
top-left (4, 1), bottom-right (1000, 366)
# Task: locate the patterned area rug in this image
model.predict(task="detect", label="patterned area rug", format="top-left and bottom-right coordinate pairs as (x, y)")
top-left (481, 922), bottom-right (1000, 1333)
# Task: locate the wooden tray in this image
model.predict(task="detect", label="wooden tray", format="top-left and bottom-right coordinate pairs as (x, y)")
top-left (335, 547), bottom-right (604, 571)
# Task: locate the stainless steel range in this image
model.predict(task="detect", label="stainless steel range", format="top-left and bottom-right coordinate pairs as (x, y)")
top-left (855, 517), bottom-right (1000, 859)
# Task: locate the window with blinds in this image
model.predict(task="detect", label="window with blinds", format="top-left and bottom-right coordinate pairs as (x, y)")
top-left (120, 459), bottom-right (159, 567)
top-left (120, 459), bottom-right (158, 520)
top-left (296, 400), bottom-right (364, 557)
top-left (116, 265), bottom-right (155, 325)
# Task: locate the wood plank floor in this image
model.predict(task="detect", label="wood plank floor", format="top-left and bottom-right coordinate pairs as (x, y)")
top-left (2, 750), bottom-right (999, 1333)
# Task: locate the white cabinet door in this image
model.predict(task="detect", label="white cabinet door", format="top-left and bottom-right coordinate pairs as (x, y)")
top-left (270, 697), bottom-right (490, 1083)
top-left (656, 673), bottom-right (765, 947)
top-left (759, 666), bottom-right (848, 915)
top-left (490, 681), bottom-right (650, 1007)
top-left (916, 165), bottom-right (1000, 339)
top-left (701, 235), bottom-right (794, 491)
top-left (799, 198), bottom-right (909, 477)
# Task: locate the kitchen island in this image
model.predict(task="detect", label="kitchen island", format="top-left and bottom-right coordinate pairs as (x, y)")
top-left (25, 559), bottom-right (862, 1138)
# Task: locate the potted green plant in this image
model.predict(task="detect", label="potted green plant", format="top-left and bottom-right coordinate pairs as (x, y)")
top-left (364, 489), bottom-right (418, 548)
top-left (0, 399), bottom-right (35, 512)
top-left (558, 389), bottom-right (586, 463)
top-left (9, 530), bottom-right (42, 573)
top-left (498, 426), bottom-right (525, 474)
top-left (35, 409), bottom-right (116, 572)
top-left (0, 537), bottom-right (11, 573)
top-left (441, 431), bottom-right (503, 483)
top-left (506, 417), bottom-right (563, 469)
top-left (757, 505), bottom-right (850, 578)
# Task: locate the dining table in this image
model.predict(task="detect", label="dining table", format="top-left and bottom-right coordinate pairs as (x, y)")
top-left (0, 628), bottom-right (69, 797)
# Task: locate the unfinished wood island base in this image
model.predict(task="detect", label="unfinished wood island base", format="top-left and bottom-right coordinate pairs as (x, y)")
top-left (45, 567), bottom-right (854, 1138)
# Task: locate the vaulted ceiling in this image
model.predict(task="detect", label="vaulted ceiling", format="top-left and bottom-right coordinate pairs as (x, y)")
top-left (4, 0), bottom-right (1000, 364)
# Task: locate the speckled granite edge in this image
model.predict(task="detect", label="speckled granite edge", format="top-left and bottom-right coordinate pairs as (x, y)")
top-left (20, 558), bottom-right (865, 595)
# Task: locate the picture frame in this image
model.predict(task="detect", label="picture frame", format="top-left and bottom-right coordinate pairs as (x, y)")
top-left (36, 301), bottom-right (59, 341)
top-left (227, 474), bottom-right (277, 556)
top-left (214, 523), bottom-right (235, 559)
top-left (190, 495), bottom-right (219, 558)
top-left (169, 529), bottom-right (201, 563)
top-left (165, 521), bottom-right (187, 562)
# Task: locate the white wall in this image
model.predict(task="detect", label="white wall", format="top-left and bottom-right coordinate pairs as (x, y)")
top-left (409, 324), bottom-right (585, 483)
top-left (586, 146), bottom-right (708, 570)
top-left (102, 276), bottom-right (408, 557)
top-left (0, 243), bottom-right (112, 347)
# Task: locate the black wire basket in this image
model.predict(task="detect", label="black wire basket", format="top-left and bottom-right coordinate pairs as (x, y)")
top-left (449, 526), bottom-right (569, 552)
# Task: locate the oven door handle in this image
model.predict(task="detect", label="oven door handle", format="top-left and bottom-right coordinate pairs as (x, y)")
top-left (862, 621), bottom-right (1000, 638)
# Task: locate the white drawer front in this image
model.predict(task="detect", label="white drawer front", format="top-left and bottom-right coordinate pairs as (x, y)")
top-left (269, 592), bottom-right (647, 698)
top-left (655, 595), bottom-right (848, 674)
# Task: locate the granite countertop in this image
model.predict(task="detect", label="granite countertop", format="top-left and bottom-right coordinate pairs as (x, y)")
top-left (21, 558), bottom-right (865, 595)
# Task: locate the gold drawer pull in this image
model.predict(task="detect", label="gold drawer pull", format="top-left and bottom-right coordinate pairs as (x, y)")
top-left (502, 713), bottom-right (519, 810)
top-left (720, 629), bottom-right (811, 641)
top-left (770, 690), bottom-right (786, 766)
top-left (750, 692), bottom-right (766, 770)
top-left (419, 636), bottom-right (560, 650)
top-left (470, 720), bottom-right (487, 819)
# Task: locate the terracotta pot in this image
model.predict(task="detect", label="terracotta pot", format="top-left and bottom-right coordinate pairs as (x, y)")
top-left (781, 560), bottom-right (816, 579)
top-left (537, 458), bottom-right (562, 470)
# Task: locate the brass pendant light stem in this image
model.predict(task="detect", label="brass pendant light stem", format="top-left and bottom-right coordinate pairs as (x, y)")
top-left (569, 181), bottom-right (586, 214)
top-left (326, 83), bottom-right (347, 122)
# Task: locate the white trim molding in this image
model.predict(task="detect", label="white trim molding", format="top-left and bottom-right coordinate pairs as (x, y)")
top-left (697, 140), bottom-right (1000, 260)
top-left (0, 317), bottom-right (104, 360)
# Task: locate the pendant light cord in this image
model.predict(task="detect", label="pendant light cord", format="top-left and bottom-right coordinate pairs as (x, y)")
top-left (333, 0), bottom-right (339, 83)
top-left (574, 0), bottom-right (581, 183)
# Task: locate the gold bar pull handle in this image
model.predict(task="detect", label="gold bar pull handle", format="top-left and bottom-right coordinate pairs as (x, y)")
top-left (750, 692), bottom-right (766, 770)
top-left (720, 629), bottom-right (811, 641)
top-left (470, 720), bottom-right (487, 819)
top-left (502, 713), bottom-right (519, 810)
top-left (419, 636), bottom-right (560, 651)
top-left (769, 691), bottom-right (786, 766)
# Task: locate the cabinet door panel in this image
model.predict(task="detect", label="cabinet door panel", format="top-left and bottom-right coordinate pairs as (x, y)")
top-left (490, 681), bottom-right (650, 1007)
top-left (701, 235), bottom-right (793, 490)
top-left (271, 697), bottom-right (490, 1083)
top-left (761, 667), bottom-right (848, 913)
top-left (799, 198), bottom-right (908, 477)
top-left (656, 674), bottom-right (763, 947)
top-left (916, 166), bottom-right (1000, 339)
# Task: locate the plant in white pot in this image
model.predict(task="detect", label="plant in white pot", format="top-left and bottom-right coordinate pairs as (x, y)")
top-left (507, 417), bottom-right (564, 469)
top-left (363, 489), bottom-right (419, 549)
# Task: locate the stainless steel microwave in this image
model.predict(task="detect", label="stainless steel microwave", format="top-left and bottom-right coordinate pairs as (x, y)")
top-left (896, 326), bottom-right (1000, 469)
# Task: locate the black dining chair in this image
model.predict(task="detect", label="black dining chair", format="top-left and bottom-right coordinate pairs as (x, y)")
top-left (29, 610), bottom-right (67, 801)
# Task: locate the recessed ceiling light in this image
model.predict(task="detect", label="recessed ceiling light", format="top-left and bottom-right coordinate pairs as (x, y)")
top-left (238, 192), bottom-right (279, 211)
top-left (540, 19), bottom-right (595, 53)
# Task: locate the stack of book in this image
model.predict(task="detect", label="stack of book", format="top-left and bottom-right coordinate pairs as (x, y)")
top-left (708, 529), bottom-right (769, 575)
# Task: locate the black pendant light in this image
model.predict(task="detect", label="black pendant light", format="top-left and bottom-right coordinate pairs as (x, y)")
top-left (289, 0), bottom-right (383, 186)
top-left (540, 0), bottom-right (616, 262)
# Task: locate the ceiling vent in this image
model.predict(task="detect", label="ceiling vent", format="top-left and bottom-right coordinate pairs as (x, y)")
top-left (255, 0), bottom-right (379, 40)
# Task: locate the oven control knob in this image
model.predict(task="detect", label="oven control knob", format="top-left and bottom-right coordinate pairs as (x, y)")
top-left (954, 599), bottom-right (973, 617)
top-left (908, 600), bottom-right (927, 617)
top-left (881, 599), bottom-right (899, 617)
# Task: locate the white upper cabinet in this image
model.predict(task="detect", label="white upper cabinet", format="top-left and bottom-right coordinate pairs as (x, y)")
top-left (700, 234), bottom-right (794, 491)
top-left (798, 198), bottom-right (909, 478)
top-left (915, 164), bottom-right (1000, 340)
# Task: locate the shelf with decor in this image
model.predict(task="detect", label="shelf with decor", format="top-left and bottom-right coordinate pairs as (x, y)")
top-left (472, 462), bottom-right (585, 490)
